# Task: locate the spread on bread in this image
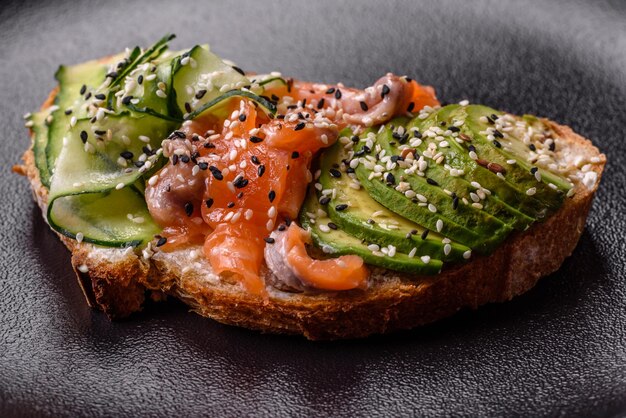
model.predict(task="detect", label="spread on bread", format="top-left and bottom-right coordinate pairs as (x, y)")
top-left (23, 35), bottom-right (602, 300)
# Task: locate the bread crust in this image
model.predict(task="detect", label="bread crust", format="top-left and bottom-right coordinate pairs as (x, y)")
top-left (17, 91), bottom-right (606, 339)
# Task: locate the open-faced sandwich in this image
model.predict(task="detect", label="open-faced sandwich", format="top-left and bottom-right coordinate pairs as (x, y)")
top-left (16, 35), bottom-right (606, 339)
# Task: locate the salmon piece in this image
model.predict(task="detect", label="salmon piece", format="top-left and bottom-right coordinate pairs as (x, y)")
top-left (203, 222), bottom-right (266, 295)
top-left (283, 224), bottom-right (368, 290)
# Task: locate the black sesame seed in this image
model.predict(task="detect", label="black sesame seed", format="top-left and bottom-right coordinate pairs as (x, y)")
top-left (204, 142), bottom-right (216, 149)
top-left (122, 96), bottom-right (133, 105)
top-left (325, 87), bottom-right (335, 94)
top-left (386, 173), bottom-right (396, 185)
top-left (367, 219), bottom-right (375, 225)
top-left (137, 74), bottom-right (144, 85)
top-left (335, 204), bottom-right (348, 211)
top-left (119, 151), bottom-right (133, 160)
top-left (452, 196), bottom-right (459, 210)
top-left (251, 155), bottom-right (260, 165)
top-left (238, 113), bottom-right (247, 122)
top-left (319, 196), bottom-right (331, 205)
top-left (80, 130), bottom-right (88, 143)
top-left (250, 135), bottom-right (263, 143)
top-left (285, 215), bottom-right (292, 226)
top-left (79, 85), bottom-right (87, 95)
top-left (278, 224), bottom-right (286, 231)
top-left (134, 160), bottom-right (145, 167)
top-left (205, 198), bottom-right (214, 208)
top-left (184, 102), bottom-right (192, 113)
top-left (381, 84), bottom-right (390, 98)
top-left (529, 144), bottom-right (536, 151)
top-left (195, 89), bottom-right (207, 99)
top-left (233, 177), bottom-right (249, 188)
top-left (317, 98), bottom-right (325, 109)
top-left (334, 89), bottom-right (342, 100)
top-left (198, 162), bottom-right (208, 170)
top-left (530, 167), bottom-right (538, 175)
top-left (232, 66), bottom-right (245, 76)
top-left (268, 190), bottom-right (276, 202)
top-left (184, 202), bottom-right (193, 217)
top-left (180, 155), bottom-right (190, 163)
top-left (209, 166), bottom-right (223, 180)
top-left (172, 154), bottom-right (179, 165)
top-left (487, 117), bottom-right (495, 125)
top-left (407, 102), bottom-right (415, 112)
top-left (258, 164), bottom-right (266, 177)
top-left (156, 236), bottom-right (167, 247)
top-left (493, 130), bottom-right (503, 138)
top-left (94, 93), bottom-right (106, 100)
top-left (329, 168), bottom-right (342, 178)
top-left (492, 140), bottom-right (502, 148)
top-left (449, 126), bottom-right (460, 132)
top-left (264, 237), bottom-right (275, 244)
top-left (351, 135), bottom-right (360, 143)
top-left (227, 201), bottom-right (235, 208)
top-left (94, 129), bottom-right (106, 135)
top-left (294, 122), bottom-right (305, 131)
top-left (173, 130), bottom-right (186, 139)
top-left (84, 92), bottom-right (92, 100)
top-left (410, 229), bottom-right (418, 235)
top-left (237, 192), bottom-right (244, 199)
top-left (271, 94), bottom-right (280, 102)
top-left (328, 222), bottom-right (338, 230)
top-left (291, 151), bottom-right (300, 159)
top-left (64, 108), bottom-right (73, 115)
top-left (469, 144), bottom-right (476, 152)
top-left (421, 229), bottom-right (430, 240)
top-left (426, 178), bottom-right (439, 186)
top-left (549, 142), bottom-right (556, 152)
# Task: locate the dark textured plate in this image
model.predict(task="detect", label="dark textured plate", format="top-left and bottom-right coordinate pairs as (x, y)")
top-left (1, 0), bottom-right (625, 416)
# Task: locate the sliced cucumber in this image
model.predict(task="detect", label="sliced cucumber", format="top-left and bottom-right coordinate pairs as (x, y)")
top-left (48, 187), bottom-right (161, 247)
top-left (29, 110), bottom-right (54, 187)
top-left (171, 45), bottom-right (250, 118)
top-left (46, 57), bottom-right (114, 175)
top-left (48, 112), bottom-right (173, 200)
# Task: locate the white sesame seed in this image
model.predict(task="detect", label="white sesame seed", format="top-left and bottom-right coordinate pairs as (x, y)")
top-left (268, 206), bottom-right (277, 218)
top-left (231, 211), bottom-right (241, 223)
top-left (244, 209), bottom-right (253, 220)
top-left (139, 135), bottom-right (151, 143)
top-left (388, 245), bottom-right (397, 257)
top-left (463, 250), bottom-right (472, 259)
top-left (526, 187), bottom-right (537, 196)
top-left (156, 90), bottom-right (167, 98)
top-left (76, 232), bottom-right (84, 243)
top-left (506, 159), bottom-right (517, 165)
top-left (367, 244), bottom-right (380, 252)
top-left (77, 264), bottom-right (89, 273)
top-left (534, 171), bottom-right (542, 182)
top-left (319, 224), bottom-right (330, 233)
top-left (436, 219), bottom-right (443, 232)
top-left (421, 255), bottom-right (431, 264)
top-left (115, 182), bottom-right (125, 190)
top-left (428, 204), bottom-right (437, 213)
top-left (224, 211), bottom-right (234, 222)
top-left (444, 244), bottom-right (451, 256)
top-left (408, 248), bottom-right (417, 258)
top-left (469, 151), bottom-right (478, 160)
top-left (459, 99), bottom-right (469, 106)
top-left (266, 219), bottom-right (274, 231)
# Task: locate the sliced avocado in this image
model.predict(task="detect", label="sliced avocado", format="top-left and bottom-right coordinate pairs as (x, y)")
top-left (300, 189), bottom-right (444, 275)
top-left (381, 112), bottom-right (535, 231)
top-left (352, 127), bottom-right (511, 254)
top-left (406, 105), bottom-right (553, 220)
top-left (456, 105), bottom-right (570, 214)
top-left (317, 140), bottom-right (470, 261)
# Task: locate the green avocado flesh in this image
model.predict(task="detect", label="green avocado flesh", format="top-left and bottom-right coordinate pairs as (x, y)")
top-left (302, 103), bottom-right (572, 274)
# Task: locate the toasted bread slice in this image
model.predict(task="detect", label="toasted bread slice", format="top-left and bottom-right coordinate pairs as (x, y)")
top-left (16, 89), bottom-right (606, 340)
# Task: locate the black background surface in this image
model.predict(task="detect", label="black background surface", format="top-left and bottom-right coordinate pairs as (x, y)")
top-left (1, 1), bottom-right (625, 416)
